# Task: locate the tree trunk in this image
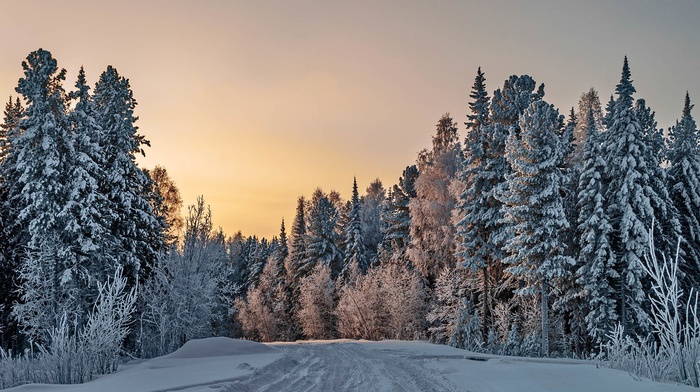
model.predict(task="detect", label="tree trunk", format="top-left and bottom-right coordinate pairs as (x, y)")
top-left (541, 278), bottom-right (549, 357)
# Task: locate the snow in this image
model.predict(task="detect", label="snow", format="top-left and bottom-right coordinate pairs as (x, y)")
top-left (5, 339), bottom-right (696, 392)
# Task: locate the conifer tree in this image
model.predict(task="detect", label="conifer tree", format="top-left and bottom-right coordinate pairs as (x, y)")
top-left (93, 65), bottom-right (164, 284)
top-left (285, 196), bottom-right (307, 300)
top-left (380, 165), bottom-right (418, 265)
top-left (455, 67), bottom-right (496, 334)
top-left (0, 96), bottom-right (24, 350)
top-left (361, 178), bottom-right (385, 264)
top-left (602, 57), bottom-right (654, 334)
top-left (577, 110), bottom-right (617, 343)
top-left (499, 99), bottom-right (574, 356)
top-left (343, 177), bottom-right (367, 276)
top-left (303, 188), bottom-right (343, 278)
top-left (668, 92), bottom-right (700, 290)
top-left (10, 49), bottom-right (75, 341)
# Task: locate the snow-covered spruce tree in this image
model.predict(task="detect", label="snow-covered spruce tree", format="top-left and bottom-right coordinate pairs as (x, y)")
top-left (10, 49), bottom-right (77, 342)
top-left (64, 67), bottom-right (113, 313)
top-left (408, 113), bottom-right (462, 285)
top-left (303, 188), bottom-right (343, 278)
top-left (342, 177), bottom-right (368, 278)
top-left (635, 99), bottom-right (681, 265)
top-left (577, 110), bottom-right (617, 345)
top-left (93, 65), bottom-right (165, 284)
top-left (601, 57), bottom-right (658, 336)
top-left (498, 99), bottom-right (574, 356)
top-left (0, 95), bottom-right (24, 350)
top-left (285, 196), bottom-right (307, 301)
top-left (454, 67), bottom-right (498, 336)
top-left (426, 266), bottom-right (481, 349)
top-left (552, 108), bottom-right (587, 354)
top-left (361, 178), bottom-right (385, 264)
top-left (668, 92), bottom-right (700, 291)
top-left (379, 165), bottom-right (418, 266)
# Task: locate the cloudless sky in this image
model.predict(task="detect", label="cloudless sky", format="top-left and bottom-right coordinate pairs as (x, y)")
top-left (1, 0), bottom-right (698, 239)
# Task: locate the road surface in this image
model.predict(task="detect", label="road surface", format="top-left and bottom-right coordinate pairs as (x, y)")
top-left (226, 341), bottom-right (464, 392)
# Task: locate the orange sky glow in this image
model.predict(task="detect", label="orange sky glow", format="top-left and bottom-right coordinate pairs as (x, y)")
top-left (1, 0), bottom-right (698, 239)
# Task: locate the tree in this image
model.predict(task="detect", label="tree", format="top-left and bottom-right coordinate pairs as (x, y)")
top-left (298, 264), bottom-right (336, 339)
top-left (138, 196), bottom-right (227, 356)
top-left (577, 110), bottom-right (617, 344)
top-left (343, 177), bottom-right (367, 276)
top-left (0, 96), bottom-right (24, 350)
top-left (379, 165), bottom-right (418, 265)
top-left (303, 188), bottom-right (343, 278)
top-left (602, 57), bottom-right (655, 335)
top-left (455, 67), bottom-right (496, 335)
top-left (668, 92), bottom-right (700, 291)
top-left (361, 178), bottom-right (385, 263)
top-left (409, 114), bottom-right (462, 284)
top-left (498, 100), bottom-right (574, 356)
top-left (93, 65), bottom-right (165, 284)
top-left (10, 49), bottom-right (75, 342)
top-left (146, 165), bottom-right (184, 248)
top-left (572, 88), bottom-right (604, 164)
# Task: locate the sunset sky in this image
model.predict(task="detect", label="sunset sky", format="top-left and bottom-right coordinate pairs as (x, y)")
top-left (1, 0), bottom-right (698, 239)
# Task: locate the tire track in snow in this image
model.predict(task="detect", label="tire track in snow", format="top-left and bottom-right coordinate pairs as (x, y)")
top-left (225, 342), bottom-right (466, 392)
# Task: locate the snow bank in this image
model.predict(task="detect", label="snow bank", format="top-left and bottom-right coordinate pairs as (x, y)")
top-left (162, 337), bottom-right (278, 359)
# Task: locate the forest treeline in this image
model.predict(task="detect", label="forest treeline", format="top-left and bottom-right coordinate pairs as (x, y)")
top-left (1, 49), bottom-right (700, 385)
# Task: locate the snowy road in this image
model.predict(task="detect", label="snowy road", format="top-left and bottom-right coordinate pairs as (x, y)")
top-left (227, 341), bottom-right (462, 392)
top-left (8, 338), bottom-right (697, 392)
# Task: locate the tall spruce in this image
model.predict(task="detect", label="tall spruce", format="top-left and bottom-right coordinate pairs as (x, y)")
top-left (93, 65), bottom-right (164, 284)
top-left (602, 57), bottom-right (653, 334)
top-left (668, 93), bottom-right (700, 291)
top-left (343, 177), bottom-right (367, 276)
top-left (499, 99), bottom-right (573, 356)
top-left (303, 188), bottom-right (343, 278)
top-left (577, 110), bottom-right (617, 343)
top-left (455, 67), bottom-right (496, 334)
top-left (380, 165), bottom-right (418, 265)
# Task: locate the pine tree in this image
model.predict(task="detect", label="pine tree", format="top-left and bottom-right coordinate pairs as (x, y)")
top-left (343, 177), bottom-right (367, 277)
top-left (93, 65), bottom-right (164, 284)
top-left (499, 99), bottom-right (574, 356)
top-left (577, 110), bottom-right (617, 344)
top-left (10, 49), bottom-right (75, 341)
top-left (668, 92), bottom-right (700, 291)
top-left (602, 57), bottom-right (654, 335)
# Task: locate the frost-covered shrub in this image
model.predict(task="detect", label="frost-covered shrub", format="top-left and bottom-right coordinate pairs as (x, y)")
top-left (337, 264), bottom-right (425, 340)
top-left (0, 267), bottom-right (136, 387)
top-left (298, 264), bottom-right (337, 339)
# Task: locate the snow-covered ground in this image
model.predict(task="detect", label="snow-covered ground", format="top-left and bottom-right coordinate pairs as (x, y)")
top-left (5, 338), bottom-right (696, 392)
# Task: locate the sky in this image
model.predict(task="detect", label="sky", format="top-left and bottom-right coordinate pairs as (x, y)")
top-left (0, 0), bottom-right (698, 239)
